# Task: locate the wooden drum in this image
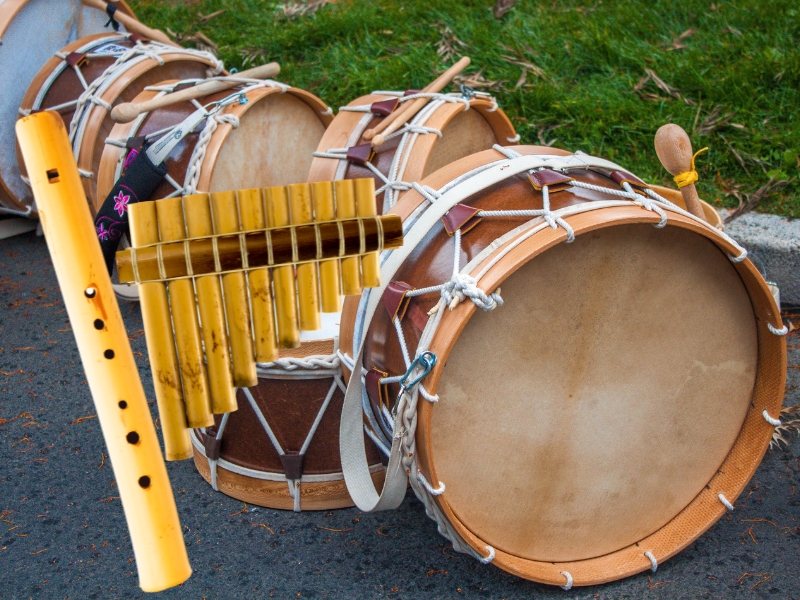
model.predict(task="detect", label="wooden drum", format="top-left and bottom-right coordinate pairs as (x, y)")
top-left (0, 0), bottom-right (136, 215)
top-left (18, 33), bottom-right (224, 212)
top-left (192, 319), bottom-right (385, 512)
top-left (338, 145), bottom-right (786, 586)
top-left (309, 89), bottom-right (517, 214)
top-left (98, 76), bottom-right (332, 209)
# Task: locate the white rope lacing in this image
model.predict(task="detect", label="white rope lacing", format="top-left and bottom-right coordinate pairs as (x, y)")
top-left (768, 322), bottom-right (788, 336)
top-left (560, 571), bottom-right (574, 591)
top-left (182, 113), bottom-right (240, 194)
top-left (762, 409), bottom-right (782, 426)
top-left (644, 550), bottom-right (658, 573)
top-left (718, 493), bottom-right (734, 512)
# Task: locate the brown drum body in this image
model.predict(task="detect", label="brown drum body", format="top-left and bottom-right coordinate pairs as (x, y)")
top-left (34, 36), bottom-right (224, 212)
top-left (98, 79), bottom-right (332, 207)
top-left (340, 145), bottom-right (785, 585)
top-left (192, 336), bottom-right (385, 511)
top-left (309, 91), bottom-right (517, 213)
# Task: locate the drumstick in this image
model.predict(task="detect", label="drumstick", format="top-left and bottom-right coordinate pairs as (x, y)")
top-left (654, 124), bottom-right (707, 222)
top-left (16, 111), bottom-right (191, 592)
top-left (79, 0), bottom-right (175, 46)
top-left (110, 63), bottom-right (281, 123)
top-left (365, 56), bottom-right (471, 147)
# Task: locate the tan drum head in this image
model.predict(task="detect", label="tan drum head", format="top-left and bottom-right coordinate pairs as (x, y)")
top-left (432, 222), bottom-right (757, 562)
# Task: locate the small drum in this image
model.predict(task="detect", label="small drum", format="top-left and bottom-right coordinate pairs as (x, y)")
top-left (191, 316), bottom-right (385, 511)
top-left (19, 33), bottom-right (224, 212)
top-left (309, 88), bottom-right (517, 214)
top-left (0, 0), bottom-right (136, 215)
top-left (338, 145), bottom-right (786, 586)
top-left (98, 76), bottom-right (332, 208)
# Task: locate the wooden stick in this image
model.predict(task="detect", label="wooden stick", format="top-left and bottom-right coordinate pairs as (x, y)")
top-left (654, 124), bottom-right (707, 222)
top-left (110, 63), bottom-right (281, 123)
top-left (79, 0), bottom-right (175, 46)
top-left (365, 56), bottom-right (470, 147)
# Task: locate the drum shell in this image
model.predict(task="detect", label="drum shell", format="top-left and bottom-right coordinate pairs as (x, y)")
top-left (0, 0), bottom-right (136, 213)
top-left (340, 145), bottom-right (785, 585)
top-left (98, 81), bottom-right (332, 206)
top-left (309, 93), bottom-right (517, 213)
top-left (191, 339), bottom-right (385, 511)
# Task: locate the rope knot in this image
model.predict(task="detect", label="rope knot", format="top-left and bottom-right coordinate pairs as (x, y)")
top-left (674, 147), bottom-right (708, 188)
top-left (441, 274), bottom-right (503, 311)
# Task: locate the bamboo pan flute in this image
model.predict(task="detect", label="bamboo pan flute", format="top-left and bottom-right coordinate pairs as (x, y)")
top-left (117, 179), bottom-right (402, 460)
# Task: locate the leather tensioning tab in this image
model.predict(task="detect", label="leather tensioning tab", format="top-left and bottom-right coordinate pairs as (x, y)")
top-left (346, 143), bottom-right (375, 166)
top-left (371, 99), bottom-right (399, 116)
top-left (365, 367), bottom-right (389, 411)
top-left (404, 89), bottom-right (421, 96)
top-left (65, 52), bottom-right (88, 68)
top-left (609, 170), bottom-right (649, 192)
top-left (528, 169), bottom-right (573, 192)
top-left (382, 281), bottom-right (414, 321)
top-left (172, 82), bottom-right (198, 94)
top-left (128, 34), bottom-right (149, 44)
top-left (204, 428), bottom-right (222, 461)
top-left (280, 452), bottom-right (305, 481)
top-left (407, 302), bottom-right (430, 333)
top-left (441, 204), bottom-right (482, 236)
top-left (125, 136), bottom-right (147, 151)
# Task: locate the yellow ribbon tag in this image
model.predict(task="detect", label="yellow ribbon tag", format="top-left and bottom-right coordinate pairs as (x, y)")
top-left (674, 147), bottom-right (708, 188)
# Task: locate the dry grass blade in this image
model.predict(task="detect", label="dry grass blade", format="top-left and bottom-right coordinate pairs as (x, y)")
top-left (663, 28), bottom-right (695, 51)
top-left (770, 406), bottom-right (800, 450)
top-left (279, 0), bottom-right (333, 19)
top-left (725, 177), bottom-right (790, 223)
top-left (536, 123), bottom-right (565, 147)
top-left (436, 22), bottom-right (468, 62)
top-left (453, 68), bottom-right (505, 91)
top-left (171, 30), bottom-right (219, 54)
top-left (493, 0), bottom-right (517, 19)
top-left (634, 69), bottom-right (696, 106)
top-left (197, 9), bottom-right (225, 24)
top-left (500, 54), bottom-right (546, 78)
top-left (694, 105), bottom-right (735, 135)
top-left (240, 47), bottom-right (267, 67)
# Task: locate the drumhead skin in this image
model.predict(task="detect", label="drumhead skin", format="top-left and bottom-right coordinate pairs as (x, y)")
top-left (308, 91), bottom-right (517, 214)
top-left (191, 317), bottom-right (385, 511)
top-left (340, 145), bottom-right (786, 585)
top-left (98, 79), bottom-right (332, 208)
top-left (0, 0), bottom-right (135, 214)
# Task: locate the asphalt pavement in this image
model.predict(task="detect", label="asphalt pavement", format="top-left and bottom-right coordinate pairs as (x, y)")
top-left (1, 230), bottom-right (798, 599)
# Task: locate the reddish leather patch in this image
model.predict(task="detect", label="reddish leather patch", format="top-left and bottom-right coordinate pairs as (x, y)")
top-left (65, 52), bottom-right (88, 68)
top-left (371, 98), bottom-right (398, 116)
top-left (346, 143), bottom-right (375, 166)
top-left (382, 281), bottom-right (414, 321)
top-left (280, 452), bottom-right (305, 480)
top-left (442, 204), bottom-right (482, 236)
top-left (528, 169), bottom-right (573, 192)
top-left (407, 302), bottom-right (429, 333)
top-left (609, 170), bottom-right (648, 191)
top-left (129, 34), bottom-right (149, 44)
top-left (365, 367), bottom-right (389, 412)
top-left (404, 89), bottom-right (421, 96)
top-left (172, 82), bottom-right (197, 94)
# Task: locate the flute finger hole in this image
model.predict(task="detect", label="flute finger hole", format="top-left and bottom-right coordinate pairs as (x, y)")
top-left (104, 349), bottom-right (115, 359)
top-left (93, 319), bottom-right (104, 330)
top-left (126, 431), bottom-right (140, 445)
top-left (138, 476), bottom-right (151, 489)
top-left (118, 400), bottom-right (128, 409)
top-left (84, 287), bottom-right (97, 298)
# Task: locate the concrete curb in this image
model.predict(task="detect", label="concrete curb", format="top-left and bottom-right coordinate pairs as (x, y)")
top-left (721, 210), bottom-right (800, 307)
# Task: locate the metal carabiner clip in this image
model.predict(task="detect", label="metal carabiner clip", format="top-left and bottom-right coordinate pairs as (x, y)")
top-left (393, 351), bottom-right (437, 417)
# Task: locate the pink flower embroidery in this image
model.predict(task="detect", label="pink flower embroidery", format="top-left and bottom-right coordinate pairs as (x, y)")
top-left (97, 222), bottom-right (109, 241)
top-left (113, 191), bottom-right (130, 217)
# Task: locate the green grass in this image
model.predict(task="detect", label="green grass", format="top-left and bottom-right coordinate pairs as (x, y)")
top-left (129, 0), bottom-right (799, 217)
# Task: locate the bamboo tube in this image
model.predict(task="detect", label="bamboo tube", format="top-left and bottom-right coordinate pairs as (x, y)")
top-left (335, 179), bottom-right (362, 296)
top-left (289, 183), bottom-right (321, 331)
top-left (183, 193), bottom-right (237, 414)
top-left (128, 202), bottom-right (192, 461)
top-left (156, 197), bottom-right (213, 428)
top-left (355, 178), bottom-right (381, 288)
top-left (210, 190), bottom-right (257, 389)
top-left (266, 185), bottom-right (301, 348)
top-left (238, 188), bottom-right (278, 362)
top-left (17, 111), bottom-right (191, 592)
top-left (311, 181), bottom-right (342, 312)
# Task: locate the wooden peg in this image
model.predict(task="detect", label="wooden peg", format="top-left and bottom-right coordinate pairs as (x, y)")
top-left (110, 63), bottom-right (280, 122)
top-left (654, 124), bottom-right (707, 222)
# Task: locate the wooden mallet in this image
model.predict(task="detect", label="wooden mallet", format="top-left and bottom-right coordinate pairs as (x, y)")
top-left (654, 123), bottom-right (708, 222)
top-left (79, 0), bottom-right (175, 46)
top-left (110, 63), bottom-right (281, 123)
top-left (365, 56), bottom-right (471, 148)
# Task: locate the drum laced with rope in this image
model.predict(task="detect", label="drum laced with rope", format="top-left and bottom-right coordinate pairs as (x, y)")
top-left (309, 86), bottom-right (518, 215)
top-left (337, 143), bottom-right (786, 587)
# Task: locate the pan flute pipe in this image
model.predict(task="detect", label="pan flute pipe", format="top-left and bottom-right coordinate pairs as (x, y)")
top-left (17, 111), bottom-right (191, 592)
top-left (117, 181), bottom-right (403, 461)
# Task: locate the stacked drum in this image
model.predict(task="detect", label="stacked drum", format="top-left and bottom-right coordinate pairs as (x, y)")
top-left (5, 1), bottom-right (788, 590)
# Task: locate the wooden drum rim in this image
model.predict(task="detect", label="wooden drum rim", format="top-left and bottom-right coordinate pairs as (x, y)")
top-left (340, 146), bottom-right (784, 586)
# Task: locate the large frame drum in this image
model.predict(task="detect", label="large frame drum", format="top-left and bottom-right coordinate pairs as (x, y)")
top-left (339, 145), bottom-right (786, 586)
top-left (309, 89), bottom-right (517, 214)
top-left (98, 77), bottom-right (333, 208)
top-left (191, 319), bottom-right (385, 511)
top-left (0, 0), bottom-right (136, 215)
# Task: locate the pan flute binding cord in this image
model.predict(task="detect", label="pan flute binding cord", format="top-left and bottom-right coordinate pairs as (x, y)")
top-left (314, 89), bottom-right (503, 211)
top-left (118, 181), bottom-right (401, 462)
top-left (341, 145), bottom-right (765, 579)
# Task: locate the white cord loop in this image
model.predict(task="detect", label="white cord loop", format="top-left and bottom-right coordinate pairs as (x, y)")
top-left (645, 550), bottom-right (658, 573)
top-left (718, 493), bottom-right (734, 512)
top-left (417, 472), bottom-right (445, 496)
top-left (768, 322), bottom-right (788, 336)
top-left (560, 571), bottom-right (573, 591)
top-left (762, 408), bottom-right (782, 427)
